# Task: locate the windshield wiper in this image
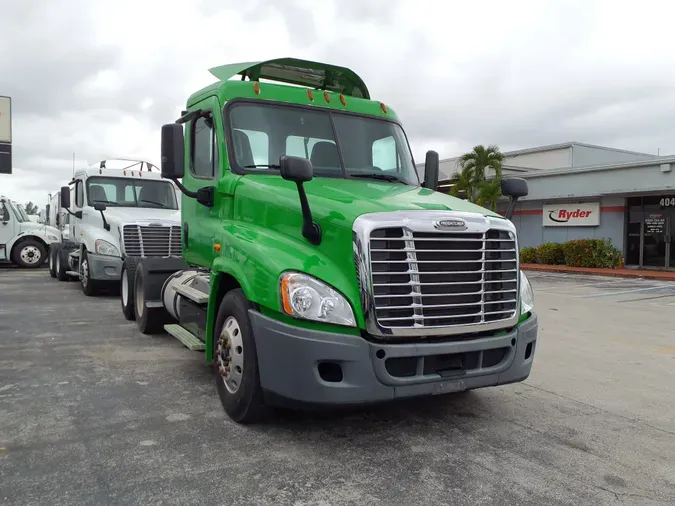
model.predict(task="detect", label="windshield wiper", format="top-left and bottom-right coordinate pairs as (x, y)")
top-left (351, 173), bottom-right (407, 183)
top-left (138, 198), bottom-right (169, 208)
top-left (243, 164), bottom-right (281, 169)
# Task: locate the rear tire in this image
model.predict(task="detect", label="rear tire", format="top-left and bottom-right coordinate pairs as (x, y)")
top-left (213, 289), bottom-right (267, 424)
top-left (56, 247), bottom-right (71, 281)
top-left (48, 244), bottom-right (62, 278)
top-left (133, 265), bottom-right (166, 334)
top-left (121, 257), bottom-right (140, 321)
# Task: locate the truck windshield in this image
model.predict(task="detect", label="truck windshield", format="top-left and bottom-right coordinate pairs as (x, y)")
top-left (12, 202), bottom-right (29, 223)
top-left (86, 177), bottom-right (178, 209)
top-left (227, 102), bottom-right (419, 186)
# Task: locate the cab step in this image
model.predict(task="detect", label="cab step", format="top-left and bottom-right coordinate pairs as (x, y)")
top-left (66, 270), bottom-right (79, 277)
top-left (174, 284), bottom-right (209, 304)
top-left (164, 324), bottom-right (205, 351)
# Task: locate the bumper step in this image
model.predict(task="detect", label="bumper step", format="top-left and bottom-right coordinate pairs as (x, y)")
top-left (66, 271), bottom-right (79, 277)
top-left (164, 324), bottom-right (205, 351)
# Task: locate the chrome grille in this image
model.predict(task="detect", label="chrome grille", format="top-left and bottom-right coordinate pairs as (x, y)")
top-left (368, 227), bottom-right (518, 330)
top-left (122, 224), bottom-right (181, 257)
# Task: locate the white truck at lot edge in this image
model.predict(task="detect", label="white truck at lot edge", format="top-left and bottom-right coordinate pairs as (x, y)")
top-left (0, 195), bottom-right (62, 268)
top-left (49, 159), bottom-right (182, 304)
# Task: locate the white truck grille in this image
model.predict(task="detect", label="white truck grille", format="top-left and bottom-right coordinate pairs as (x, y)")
top-left (122, 224), bottom-right (181, 257)
top-left (367, 227), bottom-right (518, 330)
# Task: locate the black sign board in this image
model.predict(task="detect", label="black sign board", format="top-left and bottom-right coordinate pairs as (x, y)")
top-left (0, 143), bottom-right (10, 175)
top-left (645, 213), bottom-right (665, 234)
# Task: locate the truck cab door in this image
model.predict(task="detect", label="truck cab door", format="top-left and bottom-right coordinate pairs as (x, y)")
top-left (0, 200), bottom-right (17, 260)
top-left (182, 96), bottom-right (223, 266)
top-left (70, 183), bottom-right (81, 241)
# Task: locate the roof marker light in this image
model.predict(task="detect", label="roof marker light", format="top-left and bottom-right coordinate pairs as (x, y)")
top-left (380, 102), bottom-right (388, 114)
top-left (339, 94), bottom-right (346, 106)
top-left (123, 171), bottom-right (127, 175)
top-left (307, 89), bottom-right (314, 101)
top-left (324, 91), bottom-right (330, 103)
top-left (253, 82), bottom-right (261, 95)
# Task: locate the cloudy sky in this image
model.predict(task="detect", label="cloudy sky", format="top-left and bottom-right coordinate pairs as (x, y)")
top-left (2, 0), bottom-right (675, 206)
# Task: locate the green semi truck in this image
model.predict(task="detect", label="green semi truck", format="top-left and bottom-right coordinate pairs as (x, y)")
top-left (124, 57), bottom-right (537, 423)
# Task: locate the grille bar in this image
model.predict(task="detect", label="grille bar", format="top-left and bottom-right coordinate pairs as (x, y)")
top-left (122, 224), bottom-right (182, 257)
top-left (367, 227), bottom-right (519, 330)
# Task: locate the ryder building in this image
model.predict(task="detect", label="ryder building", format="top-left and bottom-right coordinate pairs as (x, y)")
top-left (418, 142), bottom-right (675, 271)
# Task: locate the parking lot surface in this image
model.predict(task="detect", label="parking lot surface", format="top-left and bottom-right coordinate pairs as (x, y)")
top-left (1, 265), bottom-right (674, 506)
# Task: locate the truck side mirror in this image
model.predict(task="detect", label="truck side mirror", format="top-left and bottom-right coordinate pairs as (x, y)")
top-left (161, 123), bottom-right (185, 179)
top-left (93, 202), bottom-right (107, 212)
top-left (279, 155), bottom-right (313, 183)
top-left (279, 155), bottom-right (321, 245)
top-left (501, 177), bottom-right (529, 220)
top-left (60, 186), bottom-right (71, 208)
top-left (422, 150), bottom-right (439, 191)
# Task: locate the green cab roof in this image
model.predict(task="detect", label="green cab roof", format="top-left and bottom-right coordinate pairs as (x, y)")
top-left (207, 57), bottom-right (371, 99)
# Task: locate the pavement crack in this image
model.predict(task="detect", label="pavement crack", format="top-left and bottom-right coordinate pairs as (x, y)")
top-left (522, 383), bottom-right (675, 437)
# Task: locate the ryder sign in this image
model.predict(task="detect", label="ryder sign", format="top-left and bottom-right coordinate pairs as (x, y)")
top-left (543, 202), bottom-right (600, 227)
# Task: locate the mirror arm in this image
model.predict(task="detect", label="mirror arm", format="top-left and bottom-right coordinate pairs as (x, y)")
top-left (171, 177), bottom-right (198, 199)
top-left (504, 197), bottom-right (519, 220)
top-left (98, 210), bottom-right (110, 231)
top-left (296, 183), bottom-right (321, 245)
top-left (170, 178), bottom-right (214, 208)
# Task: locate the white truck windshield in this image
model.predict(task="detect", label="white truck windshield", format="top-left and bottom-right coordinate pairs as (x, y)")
top-left (86, 177), bottom-right (178, 210)
top-left (227, 102), bottom-right (419, 186)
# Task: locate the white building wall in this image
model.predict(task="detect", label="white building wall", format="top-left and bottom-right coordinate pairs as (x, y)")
top-left (503, 147), bottom-right (572, 169)
top-left (571, 144), bottom-right (656, 167)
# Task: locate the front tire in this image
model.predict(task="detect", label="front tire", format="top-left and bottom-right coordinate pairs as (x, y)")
top-left (79, 250), bottom-right (100, 296)
top-left (213, 289), bottom-right (267, 424)
top-left (121, 257), bottom-right (140, 320)
top-left (12, 239), bottom-right (47, 268)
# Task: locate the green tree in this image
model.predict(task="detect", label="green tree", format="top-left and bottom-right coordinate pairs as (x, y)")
top-left (449, 144), bottom-right (504, 211)
top-left (24, 201), bottom-right (39, 215)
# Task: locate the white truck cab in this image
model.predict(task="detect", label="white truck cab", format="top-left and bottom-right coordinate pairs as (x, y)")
top-left (0, 196), bottom-right (62, 267)
top-left (49, 159), bottom-right (182, 298)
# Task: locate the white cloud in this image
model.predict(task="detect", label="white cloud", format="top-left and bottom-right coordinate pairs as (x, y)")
top-left (2, 0), bottom-right (675, 206)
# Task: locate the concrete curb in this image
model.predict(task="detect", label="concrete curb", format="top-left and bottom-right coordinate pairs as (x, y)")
top-left (520, 263), bottom-right (675, 281)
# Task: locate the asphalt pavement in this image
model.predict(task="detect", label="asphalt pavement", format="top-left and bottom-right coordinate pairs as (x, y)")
top-left (1, 265), bottom-right (674, 505)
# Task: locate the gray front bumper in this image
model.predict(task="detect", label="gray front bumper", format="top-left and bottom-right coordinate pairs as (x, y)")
top-left (87, 253), bottom-right (123, 281)
top-left (250, 311), bottom-right (538, 407)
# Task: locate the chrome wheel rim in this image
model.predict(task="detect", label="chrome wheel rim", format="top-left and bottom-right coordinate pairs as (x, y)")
top-left (122, 270), bottom-right (128, 306)
top-left (135, 276), bottom-right (144, 318)
top-left (80, 259), bottom-right (89, 288)
top-left (217, 317), bottom-right (244, 394)
top-left (20, 245), bottom-right (41, 265)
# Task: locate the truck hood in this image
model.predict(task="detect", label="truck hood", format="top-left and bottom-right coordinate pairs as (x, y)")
top-left (20, 221), bottom-right (61, 240)
top-left (235, 175), bottom-right (502, 230)
top-left (100, 207), bottom-right (182, 227)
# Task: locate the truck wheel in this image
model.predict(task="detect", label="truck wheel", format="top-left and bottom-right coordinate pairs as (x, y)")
top-left (48, 244), bottom-right (62, 278)
top-left (79, 250), bottom-right (100, 296)
top-left (213, 289), bottom-right (267, 424)
top-left (56, 247), bottom-right (70, 281)
top-left (12, 239), bottom-right (47, 268)
top-left (133, 265), bottom-right (166, 334)
top-left (120, 257), bottom-right (140, 321)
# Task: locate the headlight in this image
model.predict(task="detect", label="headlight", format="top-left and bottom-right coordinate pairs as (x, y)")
top-left (95, 239), bottom-right (120, 257)
top-left (519, 270), bottom-right (534, 314)
top-left (279, 272), bottom-right (356, 327)
top-left (47, 234), bottom-right (59, 242)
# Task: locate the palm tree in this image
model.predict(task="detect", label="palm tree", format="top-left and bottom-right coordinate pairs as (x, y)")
top-left (452, 144), bottom-right (505, 210)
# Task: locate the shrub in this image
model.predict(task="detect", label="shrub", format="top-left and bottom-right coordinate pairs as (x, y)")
top-left (561, 238), bottom-right (622, 268)
top-left (536, 242), bottom-right (565, 265)
top-left (520, 247), bottom-right (537, 264)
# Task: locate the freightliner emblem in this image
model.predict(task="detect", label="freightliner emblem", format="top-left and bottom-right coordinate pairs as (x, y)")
top-left (433, 219), bottom-right (467, 231)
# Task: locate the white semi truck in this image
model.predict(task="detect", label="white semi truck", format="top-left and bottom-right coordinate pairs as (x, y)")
top-left (0, 195), bottom-right (62, 267)
top-left (49, 159), bottom-right (183, 305)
